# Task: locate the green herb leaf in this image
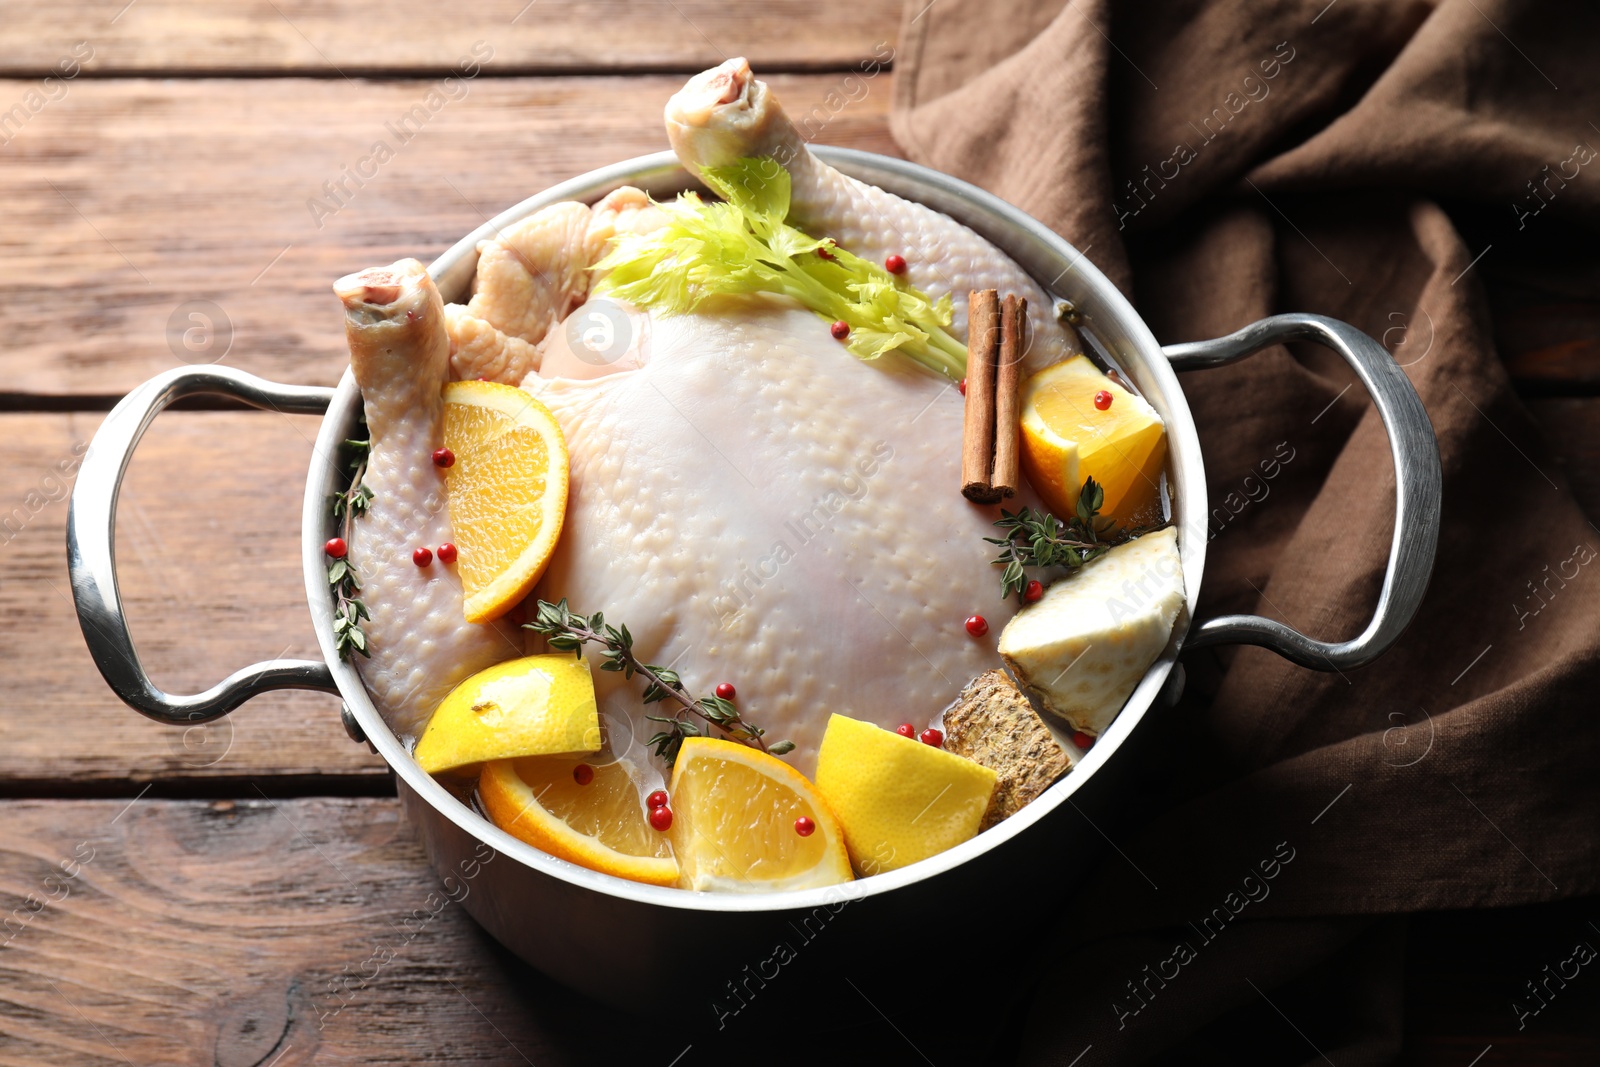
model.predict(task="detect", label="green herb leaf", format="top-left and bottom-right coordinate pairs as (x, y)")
top-left (523, 598), bottom-right (787, 765)
top-left (989, 477), bottom-right (1161, 604)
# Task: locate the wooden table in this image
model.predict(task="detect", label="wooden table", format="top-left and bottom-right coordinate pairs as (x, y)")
top-left (3, 4), bottom-right (1597, 1063)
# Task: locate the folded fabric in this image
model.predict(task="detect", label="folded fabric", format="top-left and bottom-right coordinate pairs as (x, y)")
top-left (893, 0), bottom-right (1600, 1060)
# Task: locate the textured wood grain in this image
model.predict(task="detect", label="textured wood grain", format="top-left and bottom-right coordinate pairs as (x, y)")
top-left (0, 797), bottom-right (1593, 1065)
top-left (0, 0), bottom-right (901, 76)
top-left (0, 411), bottom-right (384, 787)
top-left (0, 797), bottom-right (643, 1065)
top-left (0, 74), bottom-right (898, 398)
top-left (0, 797), bottom-right (966, 1066)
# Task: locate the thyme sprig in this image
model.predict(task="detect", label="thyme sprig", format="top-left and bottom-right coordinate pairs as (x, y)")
top-left (985, 477), bottom-right (1150, 603)
top-left (329, 556), bottom-right (370, 659)
top-left (332, 438), bottom-right (374, 519)
top-left (329, 434), bottom-right (372, 659)
top-left (524, 598), bottom-right (794, 764)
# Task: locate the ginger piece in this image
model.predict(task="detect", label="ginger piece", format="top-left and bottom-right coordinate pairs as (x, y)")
top-left (943, 670), bottom-right (1075, 829)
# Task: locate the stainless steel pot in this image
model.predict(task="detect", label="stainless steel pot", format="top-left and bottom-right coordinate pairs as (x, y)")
top-left (68, 148), bottom-right (1441, 1013)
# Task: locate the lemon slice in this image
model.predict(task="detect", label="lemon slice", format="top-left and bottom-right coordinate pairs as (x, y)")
top-left (814, 714), bottom-right (997, 874)
top-left (1020, 356), bottom-right (1167, 526)
top-left (480, 755), bottom-right (679, 887)
top-left (667, 737), bottom-right (853, 893)
top-left (441, 380), bottom-right (569, 623)
top-left (412, 655), bottom-right (601, 774)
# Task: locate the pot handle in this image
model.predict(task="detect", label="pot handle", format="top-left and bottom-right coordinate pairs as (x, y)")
top-left (1164, 313), bottom-right (1442, 670)
top-left (67, 365), bottom-right (341, 724)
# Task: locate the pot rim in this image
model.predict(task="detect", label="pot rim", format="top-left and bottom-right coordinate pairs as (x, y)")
top-left (301, 147), bottom-right (1209, 914)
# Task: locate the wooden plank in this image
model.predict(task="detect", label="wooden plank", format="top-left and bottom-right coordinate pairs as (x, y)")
top-left (0, 797), bottom-right (939, 1064)
top-left (0, 0), bottom-right (901, 76)
top-left (0, 411), bottom-right (386, 787)
top-left (0, 797), bottom-right (625, 1065)
top-left (0, 74), bottom-right (898, 399)
top-left (0, 796), bottom-right (1595, 1063)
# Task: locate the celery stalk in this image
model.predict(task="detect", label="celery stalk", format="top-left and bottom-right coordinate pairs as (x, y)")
top-left (592, 157), bottom-right (967, 380)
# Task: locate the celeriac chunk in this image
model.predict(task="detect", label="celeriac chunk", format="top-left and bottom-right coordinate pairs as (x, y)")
top-left (997, 527), bottom-right (1183, 735)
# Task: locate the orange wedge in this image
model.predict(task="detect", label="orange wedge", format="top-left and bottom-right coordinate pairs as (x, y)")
top-left (667, 737), bottom-right (853, 893)
top-left (441, 380), bottom-right (569, 623)
top-left (480, 755), bottom-right (679, 887)
top-left (1019, 356), bottom-right (1167, 527)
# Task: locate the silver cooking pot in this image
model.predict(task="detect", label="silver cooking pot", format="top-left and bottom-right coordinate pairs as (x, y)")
top-left (68, 148), bottom-right (1441, 1012)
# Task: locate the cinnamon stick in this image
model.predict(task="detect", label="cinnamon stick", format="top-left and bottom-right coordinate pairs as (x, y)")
top-left (962, 290), bottom-right (1001, 503)
top-left (992, 294), bottom-right (1025, 498)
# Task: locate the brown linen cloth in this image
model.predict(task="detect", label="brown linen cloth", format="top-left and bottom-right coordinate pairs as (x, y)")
top-left (893, 0), bottom-right (1600, 1061)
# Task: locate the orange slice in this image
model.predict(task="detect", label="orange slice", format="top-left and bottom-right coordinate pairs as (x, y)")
top-left (480, 755), bottom-right (678, 887)
top-left (441, 380), bottom-right (569, 623)
top-left (1019, 356), bottom-right (1167, 526)
top-left (667, 737), bottom-right (853, 893)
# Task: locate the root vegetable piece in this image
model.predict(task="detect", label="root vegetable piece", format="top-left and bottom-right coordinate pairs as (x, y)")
top-left (943, 670), bottom-right (1075, 829)
top-left (998, 527), bottom-right (1184, 735)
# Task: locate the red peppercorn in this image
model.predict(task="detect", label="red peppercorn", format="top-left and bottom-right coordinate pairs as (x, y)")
top-left (412, 547), bottom-right (433, 567)
top-left (965, 614), bottom-right (989, 637)
top-left (920, 727), bottom-right (944, 748)
top-left (646, 790), bottom-right (668, 809)
top-left (1094, 390), bottom-right (1113, 411)
top-left (436, 542), bottom-right (458, 564)
top-left (958, 378), bottom-right (967, 396)
top-left (648, 806), bottom-right (673, 832)
top-left (1024, 580), bottom-right (1044, 603)
top-left (884, 253), bottom-right (907, 275)
top-left (1072, 731), bottom-right (1096, 750)
top-left (895, 723), bottom-right (917, 739)
top-left (830, 320), bottom-right (850, 340)
top-left (573, 763), bottom-right (595, 786)
top-left (432, 447), bottom-right (455, 468)
top-left (324, 537), bottom-right (347, 559)
top-left (794, 816), bottom-right (816, 837)
top-left (715, 682), bottom-right (737, 701)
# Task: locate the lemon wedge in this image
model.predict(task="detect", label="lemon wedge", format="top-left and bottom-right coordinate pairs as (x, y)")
top-left (480, 755), bottom-right (679, 887)
top-left (813, 714), bottom-right (997, 874)
top-left (413, 655), bottom-right (601, 774)
top-left (668, 737), bottom-right (853, 893)
top-left (1020, 356), bottom-right (1167, 526)
top-left (441, 380), bottom-right (569, 623)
